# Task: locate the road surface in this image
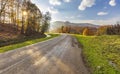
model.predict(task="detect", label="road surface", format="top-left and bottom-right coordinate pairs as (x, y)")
top-left (0, 35), bottom-right (89, 74)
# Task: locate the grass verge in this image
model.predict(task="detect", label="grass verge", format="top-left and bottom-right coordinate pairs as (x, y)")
top-left (0, 34), bottom-right (59, 53)
top-left (74, 35), bottom-right (120, 74)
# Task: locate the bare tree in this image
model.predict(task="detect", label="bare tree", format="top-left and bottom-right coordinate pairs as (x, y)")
top-left (0, 0), bottom-right (9, 23)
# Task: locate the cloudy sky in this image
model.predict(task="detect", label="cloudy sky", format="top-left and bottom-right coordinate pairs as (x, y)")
top-left (31, 0), bottom-right (120, 25)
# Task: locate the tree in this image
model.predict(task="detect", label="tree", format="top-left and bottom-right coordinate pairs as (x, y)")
top-left (41, 12), bottom-right (51, 34)
top-left (21, 0), bottom-right (42, 36)
top-left (61, 26), bottom-right (64, 33)
top-left (106, 24), bottom-right (120, 35)
top-left (83, 28), bottom-right (89, 36)
top-left (0, 0), bottom-right (50, 36)
top-left (96, 26), bottom-right (107, 35)
top-left (0, 0), bottom-right (9, 23)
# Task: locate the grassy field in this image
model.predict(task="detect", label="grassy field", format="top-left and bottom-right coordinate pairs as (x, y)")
top-left (75, 35), bottom-right (120, 74)
top-left (0, 34), bottom-right (59, 53)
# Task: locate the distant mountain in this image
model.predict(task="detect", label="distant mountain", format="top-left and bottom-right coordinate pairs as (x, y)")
top-left (50, 21), bottom-right (99, 30)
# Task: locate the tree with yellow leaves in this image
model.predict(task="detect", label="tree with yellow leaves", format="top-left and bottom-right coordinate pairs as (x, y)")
top-left (83, 28), bottom-right (89, 36)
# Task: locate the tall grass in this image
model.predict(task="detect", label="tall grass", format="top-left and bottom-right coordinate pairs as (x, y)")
top-left (75, 35), bottom-right (120, 74)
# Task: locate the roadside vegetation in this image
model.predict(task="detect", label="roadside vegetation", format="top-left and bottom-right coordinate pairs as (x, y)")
top-left (75, 35), bottom-right (120, 74)
top-left (0, 34), bottom-right (59, 53)
top-left (0, 0), bottom-right (53, 52)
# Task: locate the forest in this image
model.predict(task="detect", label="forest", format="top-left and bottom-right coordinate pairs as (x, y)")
top-left (0, 0), bottom-right (51, 47)
top-left (0, 0), bottom-right (51, 36)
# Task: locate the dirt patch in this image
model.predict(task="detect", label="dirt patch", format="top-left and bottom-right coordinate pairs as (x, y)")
top-left (73, 36), bottom-right (91, 74)
top-left (71, 36), bottom-right (83, 48)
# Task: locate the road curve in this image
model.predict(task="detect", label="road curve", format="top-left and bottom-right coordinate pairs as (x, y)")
top-left (0, 34), bottom-right (89, 74)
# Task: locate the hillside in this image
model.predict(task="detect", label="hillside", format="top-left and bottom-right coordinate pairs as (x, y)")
top-left (0, 23), bottom-right (20, 40)
top-left (50, 21), bottom-right (99, 30)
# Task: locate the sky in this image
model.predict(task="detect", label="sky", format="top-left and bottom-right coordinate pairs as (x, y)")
top-left (31, 0), bottom-right (120, 25)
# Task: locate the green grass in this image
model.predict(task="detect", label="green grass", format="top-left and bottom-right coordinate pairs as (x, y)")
top-left (0, 34), bottom-right (59, 53)
top-left (75, 35), bottom-right (120, 74)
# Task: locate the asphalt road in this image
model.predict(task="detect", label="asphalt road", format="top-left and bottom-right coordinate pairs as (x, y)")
top-left (0, 34), bottom-right (89, 74)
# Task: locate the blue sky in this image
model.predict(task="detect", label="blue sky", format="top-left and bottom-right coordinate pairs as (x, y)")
top-left (31, 0), bottom-right (120, 25)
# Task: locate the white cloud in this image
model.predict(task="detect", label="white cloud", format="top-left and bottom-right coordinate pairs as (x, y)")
top-left (71, 19), bottom-right (117, 25)
top-left (65, 16), bottom-right (75, 19)
top-left (78, 0), bottom-right (95, 11)
top-left (109, 0), bottom-right (116, 6)
top-left (68, 16), bottom-right (120, 25)
top-left (49, 0), bottom-right (61, 5)
top-left (97, 12), bottom-right (108, 16)
top-left (48, 7), bottom-right (59, 14)
top-left (63, 0), bottom-right (71, 3)
top-left (51, 16), bottom-right (120, 25)
top-left (65, 15), bottom-right (82, 19)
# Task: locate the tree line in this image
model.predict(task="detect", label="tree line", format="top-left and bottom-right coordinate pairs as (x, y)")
top-left (0, 0), bottom-right (51, 36)
top-left (106, 24), bottom-right (120, 35)
top-left (52, 23), bottom-right (120, 36)
top-left (52, 25), bottom-right (97, 35)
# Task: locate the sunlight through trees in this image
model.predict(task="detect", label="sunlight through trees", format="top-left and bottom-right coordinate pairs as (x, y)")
top-left (0, 0), bottom-right (51, 36)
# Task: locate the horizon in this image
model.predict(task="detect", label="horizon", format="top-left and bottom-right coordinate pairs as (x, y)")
top-left (31, 0), bottom-right (120, 25)
top-left (0, 0), bottom-right (120, 74)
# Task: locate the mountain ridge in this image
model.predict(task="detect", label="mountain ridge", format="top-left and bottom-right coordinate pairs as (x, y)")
top-left (50, 21), bottom-right (99, 30)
